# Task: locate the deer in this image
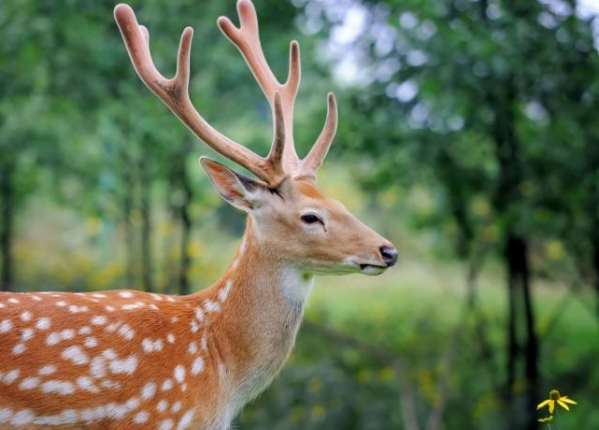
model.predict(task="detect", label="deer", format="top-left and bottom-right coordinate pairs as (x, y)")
top-left (0, 1), bottom-right (397, 429)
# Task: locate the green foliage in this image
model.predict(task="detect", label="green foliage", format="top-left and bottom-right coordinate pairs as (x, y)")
top-left (1, 0), bottom-right (599, 429)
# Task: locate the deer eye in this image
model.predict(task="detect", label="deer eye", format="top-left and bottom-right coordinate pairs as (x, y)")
top-left (301, 213), bottom-right (322, 225)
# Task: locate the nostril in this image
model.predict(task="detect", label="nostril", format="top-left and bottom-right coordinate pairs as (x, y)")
top-left (379, 245), bottom-right (398, 267)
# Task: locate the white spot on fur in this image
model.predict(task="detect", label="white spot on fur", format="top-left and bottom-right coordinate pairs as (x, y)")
top-left (119, 292), bottom-right (134, 298)
top-left (117, 324), bottom-right (135, 340)
top-left (134, 411), bottom-right (149, 424)
top-left (4, 369), bottom-right (20, 384)
top-left (161, 379), bottom-right (173, 391)
top-left (109, 355), bottom-right (138, 375)
top-left (0, 320), bottom-right (13, 333)
top-left (0, 408), bottom-right (13, 422)
top-left (105, 322), bottom-right (120, 332)
top-left (142, 339), bottom-right (164, 353)
top-left (171, 402), bottom-right (182, 413)
top-left (156, 401), bottom-right (168, 412)
top-left (39, 365), bottom-right (57, 376)
top-left (218, 280), bottom-right (233, 302)
top-left (151, 294), bottom-right (164, 302)
top-left (91, 316), bottom-right (107, 325)
top-left (159, 418), bottom-right (174, 430)
top-left (187, 342), bottom-right (198, 355)
top-left (55, 301), bottom-right (68, 307)
top-left (20, 312), bottom-right (32, 322)
top-left (79, 326), bottom-right (92, 335)
top-left (177, 411), bottom-right (193, 430)
top-left (174, 366), bottom-right (185, 383)
top-left (12, 344), bottom-right (26, 355)
top-left (203, 300), bottom-right (220, 313)
top-left (77, 377), bottom-right (99, 393)
top-left (41, 380), bottom-right (75, 395)
top-left (62, 346), bottom-right (89, 365)
top-left (103, 349), bottom-right (117, 360)
top-left (47, 329), bottom-right (75, 346)
top-left (191, 357), bottom-right (204, 375)
top-left (19, 377), bottom-right (40, 390)
top-left (100, 379), bottom-right (121, 390)
top-left (84, 337), bottom-right (98, 348)
top-left (8, 298), bottom-right (19, 304)
top-left (142, 382), bottom-right (156, 400)
top-left (90, 356), bottom-right (107, 379)
top-left (167, 334), bottom-right (175, 344)
top-left (36, 318), bottom-right (51, 330)
top-left (21, 328), bottom-right (34, 341)
top-left (11, 410), bottom-right (34, 426)
top-left (68, 305), bottom-right (89, 313)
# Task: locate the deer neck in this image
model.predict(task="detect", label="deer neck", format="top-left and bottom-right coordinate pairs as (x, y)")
top-left (192, 218), bottom-right (314, 403)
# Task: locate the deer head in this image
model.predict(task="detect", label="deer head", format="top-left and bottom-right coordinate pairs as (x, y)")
top-left (114, 0), bottom-right (398, 276)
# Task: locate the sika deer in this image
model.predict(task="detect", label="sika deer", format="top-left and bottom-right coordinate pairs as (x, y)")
top-left (0, 2), bottom-right (397, 429)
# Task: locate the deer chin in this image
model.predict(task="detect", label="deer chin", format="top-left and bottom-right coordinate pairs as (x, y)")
top-left (339, 258), bottom-right (389, 276)
top-left (358, 264), bottom-right (388, 276)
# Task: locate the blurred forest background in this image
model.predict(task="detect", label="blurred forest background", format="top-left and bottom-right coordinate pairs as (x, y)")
top-left (1, 0), bottom-right (599, 429)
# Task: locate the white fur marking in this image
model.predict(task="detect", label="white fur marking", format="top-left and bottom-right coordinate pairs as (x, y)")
top-left (62, 346), bottom-right (89, 365)
top-left (91, 316), bottom-right (107, 325)
top-left (134, 411), bottom-right (149, 424)
top-left (0, 320), bottom-right (13, 333)
top-left (218, 280), bottom-right (233, 302)
top-left (12, 344), bottom-right (26, 355)
top-left (109, 355), bottom-right (138, 375)
top-left (41, 380), bottom-right (75, 395)
top-left (159, 419), bottom-right (174, 430)
top-left (142, 382), bottom-right (156, 400)
top-left (161, 379), bottom-right (173, 391)
top-left (177, 411), bottom-right (193, 430)
top-left (157, 401), bottom-right (168, 412)
top-left (19, 377), bottom-right (40, 390)
top-left (174, 365), bottom-right (185, 383)
top-left (191, 357), bottom-right (204, 375)
top-left (36, 318), bottom-right (51, 330)
top-left (39, 365), bottom-right (57, 376)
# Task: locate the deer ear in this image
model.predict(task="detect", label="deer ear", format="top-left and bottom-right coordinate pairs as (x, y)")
top-left (199, 157), bottom-right (267, 212)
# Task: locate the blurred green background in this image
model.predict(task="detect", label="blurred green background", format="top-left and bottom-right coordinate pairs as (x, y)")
top-left (1, 0), bottom-right (599, 429)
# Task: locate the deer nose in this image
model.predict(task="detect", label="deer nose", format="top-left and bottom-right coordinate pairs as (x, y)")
top-left (379, 245), bottom-right (398, 267)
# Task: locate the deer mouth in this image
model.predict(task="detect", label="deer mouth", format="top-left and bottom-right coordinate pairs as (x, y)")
top-left (359, 263), bottom-right (387, 276)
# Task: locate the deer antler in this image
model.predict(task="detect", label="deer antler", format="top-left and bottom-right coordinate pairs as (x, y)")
top-left (114, 0), bottom-right (337, 184)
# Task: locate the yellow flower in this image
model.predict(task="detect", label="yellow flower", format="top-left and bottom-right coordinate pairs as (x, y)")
top-left (538, 416), bottom-right (553, 423)
top-left (537, 390), bottom-right (577, 414)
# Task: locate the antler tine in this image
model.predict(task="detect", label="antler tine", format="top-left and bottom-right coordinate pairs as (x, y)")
top-left (218, 0), bottom-right (301, 171)
top-left (300, 93), bottom-right (338, 178)
top-left (114, 4), bottom-right (283, 184)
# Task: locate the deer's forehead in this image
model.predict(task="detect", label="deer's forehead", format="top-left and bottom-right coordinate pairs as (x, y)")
top-left (294, 181), bottom-right (325, 200)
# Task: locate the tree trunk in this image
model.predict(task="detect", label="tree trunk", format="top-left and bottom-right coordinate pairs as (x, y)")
top-left (120, 150), bottom-right (136, 288)
top-left (0, 163), bottom-right (15, 292)
top-left (139, 156), bottom-right (154, 293)
top-left (589, 166), bottom-right (599, 322)
top-left (505, 233), bottom-right (538, 430)
top-left (178, 162), bottom-right (192, 296)
top-left (171, 145), bottom-right (193, 296)
top-left (488, 80), bottom-right (539, 430)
